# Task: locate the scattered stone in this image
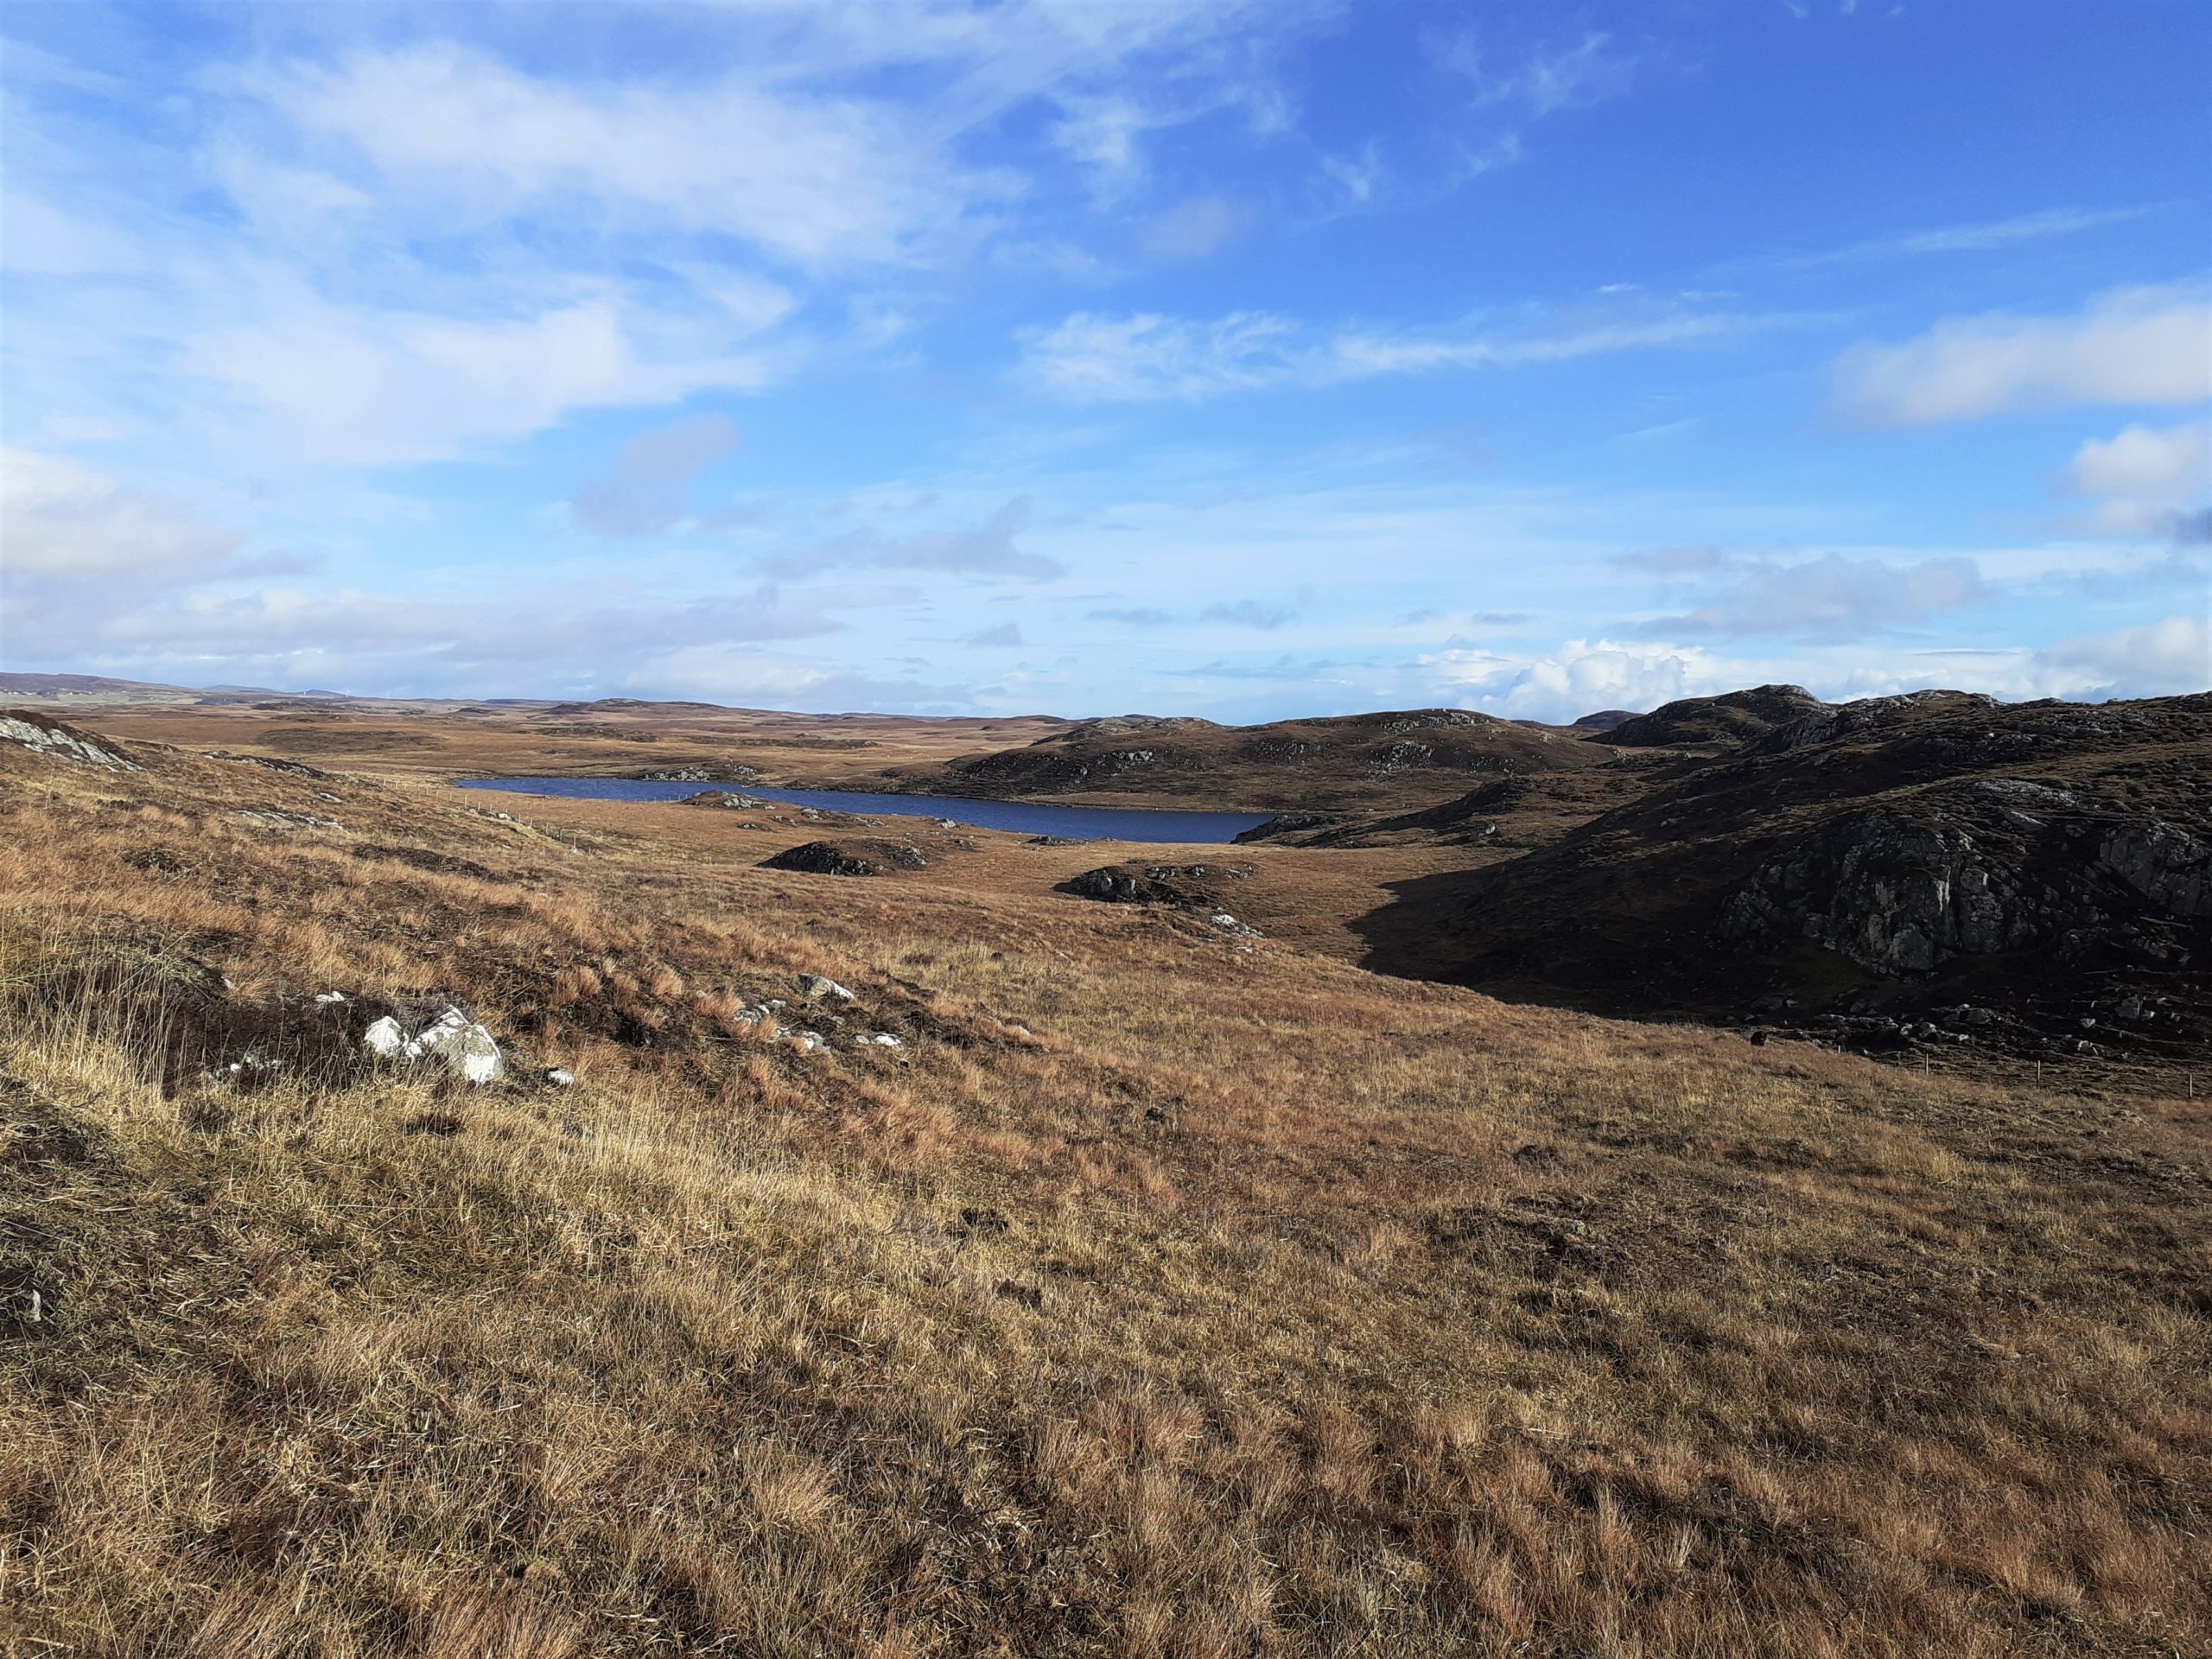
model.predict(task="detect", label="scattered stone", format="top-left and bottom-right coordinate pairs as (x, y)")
top-left (238, 809), bottom-right (341, 830)
top-left (314, 991), bottom-right (347, 1005)
top-left (858, 1033), bottom-right (902, 1048)
top-left (363, 1015), bottom-right (407, 1057)
top-left (797, 972), bottom-right (855, 1001)
top-left (544, 1066), bottom-right (575, 1087)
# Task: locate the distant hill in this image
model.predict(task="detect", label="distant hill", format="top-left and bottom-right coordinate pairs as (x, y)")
top-left (868, 706), bottom-right (1605, 811)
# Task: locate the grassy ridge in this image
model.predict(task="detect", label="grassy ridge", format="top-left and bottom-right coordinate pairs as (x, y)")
top-left (2, 739), bottom-right (2206, 1656)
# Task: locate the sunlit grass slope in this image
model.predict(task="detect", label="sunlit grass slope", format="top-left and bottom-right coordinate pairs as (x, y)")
top-left (2, 738), bottom-right (2204, 1656)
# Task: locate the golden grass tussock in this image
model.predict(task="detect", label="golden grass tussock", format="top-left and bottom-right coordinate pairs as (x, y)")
top-left (0, 735), bottom-right (2207, 1655)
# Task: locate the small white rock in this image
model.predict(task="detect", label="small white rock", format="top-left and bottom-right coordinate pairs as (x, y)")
top-left (544, 1066), bottom-right (575, 1086)
top-left (315, 991), bottom-right (347, 1005)
top-left (363, 1015), bottom-right (406, 1057)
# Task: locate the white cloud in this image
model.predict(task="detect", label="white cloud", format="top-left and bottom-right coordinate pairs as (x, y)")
top-left (1642, 553), bottom-right (1990, 642)
top-left (1835, 284), bottom-right (2212, 425)
top-left (182, 290), bottom-right (781, 467)
top-left (1018, 304), bottom-right (1778, 402)
top-left (1432, 637), bottom-right (1739, 721)
top-left (2063, 420), bottom-right (2209, 506)
top-left (248, 44), bottom-right (1008, 269)
top-left (2028, 614), bottom-right (2209, 699)
top-left (1019, 311), bottom-right (1298, 400)
top-left (0, 449), bottom-right (241, 578)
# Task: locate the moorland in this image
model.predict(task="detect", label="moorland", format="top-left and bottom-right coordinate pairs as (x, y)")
top-left (1, 676), bottom-right (2206, 1656)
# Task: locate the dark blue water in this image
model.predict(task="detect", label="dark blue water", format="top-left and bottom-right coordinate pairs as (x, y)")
top-left (455, 777), bottom-right (1274, 844)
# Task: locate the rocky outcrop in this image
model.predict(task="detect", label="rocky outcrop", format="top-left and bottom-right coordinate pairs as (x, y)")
top-left (1747, 690), bottom-right (1999, 756)
top-left (1715, 792), bottom-right (2209, 976)
top-left (1363, 692), bottom-right (2212, 1041)
top-left (0, 709), bottom-right (137, 769)
top-left (762, 839), bottom-right (927, 877)
top-left (1715, 811), bottom-right (2042, 974)
top-left (1060, 861), bottom-right (1253, 906)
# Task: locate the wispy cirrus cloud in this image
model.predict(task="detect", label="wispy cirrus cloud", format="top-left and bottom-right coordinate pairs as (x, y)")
top-left (1017, 302), bottom-right (1787, 402)
top-left (1834, 283), bottom-right (2212, 426)
top-left (1773, 204), bottom-right (2152, 270)
top-left (1430, 28), bottom-right (1640, 116)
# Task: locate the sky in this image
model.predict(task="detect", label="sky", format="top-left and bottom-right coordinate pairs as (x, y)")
top-left (2, 0), bottom-right (2208, 722)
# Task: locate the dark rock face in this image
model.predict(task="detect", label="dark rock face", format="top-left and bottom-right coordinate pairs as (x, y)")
top-left (761, 839), bottom-right (928, 877)
top-left (1718, 810), bottom-right (2052, 974)
top-left (1603, 685), bottom-right (1832, 749)
top-left (1571, 709), bottom-right (1638, 732)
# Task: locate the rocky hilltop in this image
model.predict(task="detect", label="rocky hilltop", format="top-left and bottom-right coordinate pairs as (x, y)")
top-left (1354, 691), bottom-right (2211, 1060)
top-left (1598, 683), bottom-right (1834, 749)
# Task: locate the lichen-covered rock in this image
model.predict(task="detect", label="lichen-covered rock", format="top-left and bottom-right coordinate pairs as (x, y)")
top-left (0, 709), bottom-right (137, 769)
top-left (2097, 823), bottom-right (2212, 918)
top-left (406, 1007), bottom-right (504, 1083)
top-left (1716, 799), bottom-right (2208, 977)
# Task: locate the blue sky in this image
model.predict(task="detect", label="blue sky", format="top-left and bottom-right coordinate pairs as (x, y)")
top-left (3, 0), bottom-right (2207, 721)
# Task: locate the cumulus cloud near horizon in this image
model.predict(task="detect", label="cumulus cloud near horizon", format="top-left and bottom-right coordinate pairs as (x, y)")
top-left (1639, 552), bottom-right (1991, 643)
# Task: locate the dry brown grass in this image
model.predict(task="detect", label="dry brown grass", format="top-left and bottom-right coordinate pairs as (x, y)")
top-left (0, 730), bottom-right (2206, 1656)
